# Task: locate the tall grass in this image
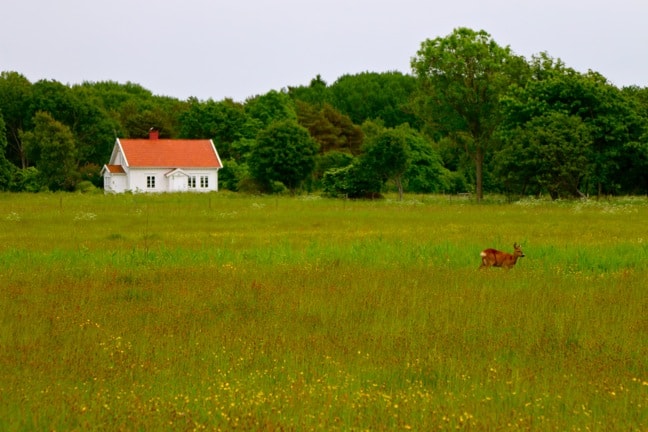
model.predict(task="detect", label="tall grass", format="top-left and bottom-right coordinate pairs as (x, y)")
top-left (0, 192), bottom-right (646, 430)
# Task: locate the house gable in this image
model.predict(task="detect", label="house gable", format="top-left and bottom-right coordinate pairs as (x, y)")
top-left (165, 168), bottom-right (190, 178)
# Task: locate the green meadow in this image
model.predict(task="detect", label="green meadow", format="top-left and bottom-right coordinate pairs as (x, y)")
top-left (0, 192), bottom-right (646, 431)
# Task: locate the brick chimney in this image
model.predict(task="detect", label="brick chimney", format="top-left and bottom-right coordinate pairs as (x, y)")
top-left (149, 128), bottom-right (159, 140)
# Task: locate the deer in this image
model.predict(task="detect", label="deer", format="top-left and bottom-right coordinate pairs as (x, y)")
top-left (479, 243), bottom-right (525, 269)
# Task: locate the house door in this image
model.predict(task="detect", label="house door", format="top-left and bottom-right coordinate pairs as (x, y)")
top-left (169, 173), bottom-right (188, 192)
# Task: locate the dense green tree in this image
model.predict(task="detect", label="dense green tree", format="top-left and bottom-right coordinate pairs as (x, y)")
top-left (0, 71), bottom-right (33, 167)
top-left (76, 80), bottom-right (155, 109)
top-left (361, 127), bottom-right (411, 200)
top-left (296, 101), bottom-right (364, 155)
top-left (322, 162), bottom-right (383, 199)
top-left (323, 122), bottom-right (450, 199)
top-left (0, 114), bottom-right (16, 189)
top-left (76, 80), bottom-right (153, 137)
top-left (68, 86), bottom-right (121, 165)
top-left (21, 111), bottom-right (78, 191)
top-left (313, 151), bottom-right (355, 183)
top-left (76, 81), bottom-right (187, 141)
top-left (9, 166), bottom-right (40, 192)
top-left (29, 80), bottom-right (119, 167)
top-left (119, 98), bottom-right (185, 139)
top-left (411, 28), bottom-right (529, 201)
top-left (29, 80), bottom-right (76, 125)
top-left (620, 86), bottom-right (648, 193)
top-left (399, 126), bottom-right (451, 194)
top-left (327, 72), bottom-right (419, 128)
top-left (218, 158), bottom-right (251, 192)
top-left (248, 120), bottom-right (319, 192)
top-left (496, 112), bottom-right (592, 199)
top-left (499, 54), bottom-right (648, 196)
top-left (359, 124), bottom-right (449, 198)
top-left (245, 90), bottom-right (297, 128)
top-left (288, 75), bottom-right (330, 107)
top-left (179, 98), bottom-right (259, 159)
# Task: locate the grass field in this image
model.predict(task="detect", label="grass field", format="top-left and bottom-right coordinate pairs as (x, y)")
top-left (0, 192), bottom-right (646, 431)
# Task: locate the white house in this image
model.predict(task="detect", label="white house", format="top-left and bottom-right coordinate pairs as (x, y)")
top-left (101, 130), bottom-right (223, 193)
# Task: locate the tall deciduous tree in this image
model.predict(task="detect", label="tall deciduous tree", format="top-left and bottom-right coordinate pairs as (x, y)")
top-left (0, 71), bottom-right (33, 168)
top-left (411, 27), bottom-right (528, 201)
top-left (21, 111), bottom-right (78, 191)
top-left (620, 86), bottom-right (648, 193)
top-left (0, 114), bottom-right (16, 189)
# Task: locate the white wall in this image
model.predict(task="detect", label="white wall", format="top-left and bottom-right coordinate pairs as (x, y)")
top-left (103, 173), bottom-right (127, 193)
top-left (128, 169), bottom-right (218, 193)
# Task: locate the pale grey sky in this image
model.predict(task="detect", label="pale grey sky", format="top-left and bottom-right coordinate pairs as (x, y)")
top-left (2, 0), bottom-right (647, 101)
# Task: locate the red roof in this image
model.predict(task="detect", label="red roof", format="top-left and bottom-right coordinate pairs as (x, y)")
top-left (105, 164), bottom-right (126, 174)
top-left (118, 138), bottom-right (222, 168)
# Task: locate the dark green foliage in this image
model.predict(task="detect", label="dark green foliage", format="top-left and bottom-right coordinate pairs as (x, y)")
top-left (314, 151), bottom-right (355, 180)
top-left (289, 72), bottom-right (420, 129)
top-left (9, 167), bottom-right (41, 192)
top-left (21, 112), bottom-right (78, 191)
top-left (288, 75), bottom-right (330, 107)
top-left (0, 114), bottom-right (16, 190)
top-left (496, 112), bottom-right (592, 199)
top-left (401, 128), bottom-right (451, 194)
top-left (248, 120), bottom-right (319, 192)
top-left (328, 72), bottom-right (420, 128)
top-left (322, 124), bottom-right (448, 198)
top-left (322, 163), bottom-right (383, 199)
top-left (362, 128), bottom-right (410, 199)
top-left (499, 54), bottom-right (648, 197)
top-left (179, 98), bottom-right (257, 159)
top-left (245, 90), bottom-right (297, 128)
top-left (218, 159), bottom-right (251, 192)
top-left (296, 101), bottom-right (364, 155)
top-left (75, 180), bottom-right (97, 193)
top-left (0, 71), bottom-right (33, 167)
top-left (78, 163), bottom-right (103, 188)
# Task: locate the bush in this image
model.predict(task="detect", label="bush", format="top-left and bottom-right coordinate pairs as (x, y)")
top-left (9, 167), bottom-right (42, 192)
top-left (75, 180), bottom-right (97, 193)
top-left (219, 159), bottom-right (250, 192)
top-left (322, 164), bottom-right (383, 199)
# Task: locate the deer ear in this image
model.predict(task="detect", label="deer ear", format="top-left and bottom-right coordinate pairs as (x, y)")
top-left (513, 242), bottom-right (518, 248)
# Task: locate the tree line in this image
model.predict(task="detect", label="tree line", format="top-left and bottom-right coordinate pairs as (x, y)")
top-left (1, 27), bottom-right (647, 199)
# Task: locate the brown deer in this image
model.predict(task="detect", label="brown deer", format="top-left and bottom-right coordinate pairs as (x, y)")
top-left (479, 243), bottom-right (525, 269)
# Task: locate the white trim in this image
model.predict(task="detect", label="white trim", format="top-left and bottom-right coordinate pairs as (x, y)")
top-left (165, 168), bottom-right (190, 178)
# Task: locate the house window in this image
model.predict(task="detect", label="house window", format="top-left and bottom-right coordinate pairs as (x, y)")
top-left (188, 176), bottom-right (196, 188)
top-left (147, 175), bottom-right (156, 189)
top-left (200, 176), bottom-right (209, 188)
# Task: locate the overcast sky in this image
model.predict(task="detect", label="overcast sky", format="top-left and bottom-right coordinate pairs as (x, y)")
top-left (2, 0), bottom-right (647, 101)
